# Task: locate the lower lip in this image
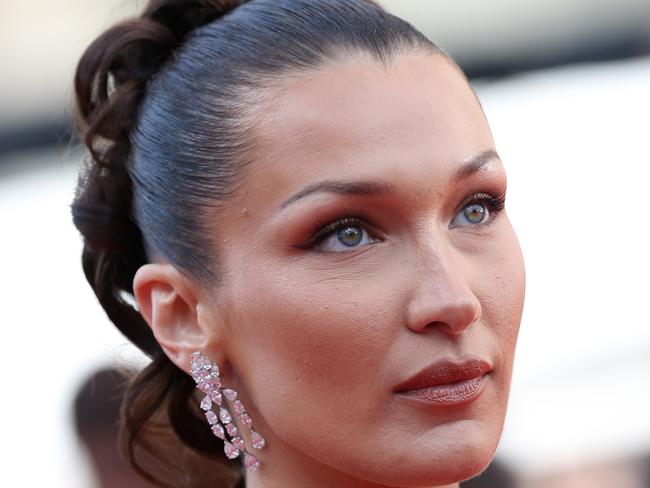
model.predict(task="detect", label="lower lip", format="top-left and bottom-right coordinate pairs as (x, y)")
top-left (396, 374), bottom-right (488, 407)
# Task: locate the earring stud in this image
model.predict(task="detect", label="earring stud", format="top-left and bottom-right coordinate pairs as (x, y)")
top-left (190, 351), bottom-right (266, 470)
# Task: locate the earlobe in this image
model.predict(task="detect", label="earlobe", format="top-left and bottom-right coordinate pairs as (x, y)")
top-left (132, 263), bottom-right (209, 373)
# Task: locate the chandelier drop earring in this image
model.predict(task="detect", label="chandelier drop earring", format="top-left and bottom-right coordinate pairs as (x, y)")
top-left (190, 351), bottom-right (266, 471)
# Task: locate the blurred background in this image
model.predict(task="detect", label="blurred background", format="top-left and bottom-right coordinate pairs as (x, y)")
top-left (1, 0), bottom-right (649, 486)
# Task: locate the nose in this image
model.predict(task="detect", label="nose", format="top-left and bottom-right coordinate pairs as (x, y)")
top-left (405, 242), bottom-right (482, 336)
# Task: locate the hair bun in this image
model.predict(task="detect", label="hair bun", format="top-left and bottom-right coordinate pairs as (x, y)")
top-left (147, 0), bottom-right (245, 42)
top-left (75, 0), bottom-right (245, 144)
top-left (136, 0), bottom-right (246, 83)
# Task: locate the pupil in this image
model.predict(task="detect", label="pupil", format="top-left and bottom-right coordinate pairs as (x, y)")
top-left (465, 204), bottom-right (485, 223)
top-left (337, 227), bottom-right (362, 246)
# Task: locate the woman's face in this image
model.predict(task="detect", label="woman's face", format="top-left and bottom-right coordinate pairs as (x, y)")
top-left (203, 51), bottom-right (525, 487)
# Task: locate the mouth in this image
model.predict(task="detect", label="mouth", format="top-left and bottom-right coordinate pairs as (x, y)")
top-left (394, 357), bottom-right (492, 407)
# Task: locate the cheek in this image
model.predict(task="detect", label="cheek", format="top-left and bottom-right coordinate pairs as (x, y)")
top-left (477, 222), bottom-right (526, 385)
top-left (496, 228), bottom-right (526, 349)
top-left (226, 263), bottom-right (400, 436)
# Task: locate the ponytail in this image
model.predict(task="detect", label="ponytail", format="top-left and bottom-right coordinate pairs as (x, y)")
top-left (71, 2), bottom-right (248, 486)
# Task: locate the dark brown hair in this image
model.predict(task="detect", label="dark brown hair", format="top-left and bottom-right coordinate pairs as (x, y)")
top-left (70, 0), bottom-right (437, 485)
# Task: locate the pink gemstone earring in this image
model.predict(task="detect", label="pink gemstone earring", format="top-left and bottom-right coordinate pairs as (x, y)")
top-left (190, 351), bottom-right (266, 471)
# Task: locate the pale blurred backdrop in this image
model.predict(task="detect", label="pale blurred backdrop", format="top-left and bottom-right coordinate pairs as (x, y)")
top-left (1, 0), bottom-right (649, 487)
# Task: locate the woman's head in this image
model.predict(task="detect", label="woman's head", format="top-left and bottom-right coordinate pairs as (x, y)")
top-left (72, 0), bottom-right (525, 486)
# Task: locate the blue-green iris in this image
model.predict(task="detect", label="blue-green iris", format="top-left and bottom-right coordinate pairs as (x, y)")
top-left (336, 227), bottom-right (363, 247)
top-left (464, 203), bottom-right (486, 224)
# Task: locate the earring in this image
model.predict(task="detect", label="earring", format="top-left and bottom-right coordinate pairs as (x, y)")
top-left (190, 351), bottom-right (266, 471)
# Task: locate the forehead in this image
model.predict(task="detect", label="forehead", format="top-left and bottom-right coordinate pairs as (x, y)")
top-left (227, 51), bottom-right (496, 218)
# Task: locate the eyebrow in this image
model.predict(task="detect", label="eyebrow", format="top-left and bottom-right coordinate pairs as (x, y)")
top-left (278, 149), bottom-right (500, 211)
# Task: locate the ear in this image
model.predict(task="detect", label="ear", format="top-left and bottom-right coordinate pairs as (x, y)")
top-left (132, 263), bottom-right (219, 374)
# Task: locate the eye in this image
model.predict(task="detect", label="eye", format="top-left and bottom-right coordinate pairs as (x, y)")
top-left (306, 217), bottom-right (381, 253)
top-left (450, 191), bottom-right (506, 228)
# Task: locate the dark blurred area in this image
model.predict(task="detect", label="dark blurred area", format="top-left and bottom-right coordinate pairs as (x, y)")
top-left (73, 367), bottom-right (156, 488)
top-left (461, 460), bottom-right (518, 488)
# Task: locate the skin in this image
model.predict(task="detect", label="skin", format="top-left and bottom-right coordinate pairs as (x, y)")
top-left (133, 51), bottom-right (526, 488)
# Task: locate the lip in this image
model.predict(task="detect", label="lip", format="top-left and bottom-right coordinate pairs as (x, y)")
top-left (394, 357), bottom-right (492, 407)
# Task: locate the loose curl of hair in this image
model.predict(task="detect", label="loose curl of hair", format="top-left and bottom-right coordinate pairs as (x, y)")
top-left (70, 0), bottom-right (438, 485)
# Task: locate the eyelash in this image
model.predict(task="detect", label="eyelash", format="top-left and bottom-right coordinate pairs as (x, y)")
top-left (303, 190), bottom-right (507, 249)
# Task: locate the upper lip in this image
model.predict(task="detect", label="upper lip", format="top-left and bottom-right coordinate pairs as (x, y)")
top-left (394, 357), bottom-right (492, 392)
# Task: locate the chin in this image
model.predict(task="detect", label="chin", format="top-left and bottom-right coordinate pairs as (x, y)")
top-left (433, 448), bottom-right (496, 486)
top-left (406, 450), bottom-right (494, 487)
top-left (362, 430), bottom-right (499, 487)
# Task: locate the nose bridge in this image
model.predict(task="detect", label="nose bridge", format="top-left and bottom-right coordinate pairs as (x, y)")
top-left (406, 234), bottom-right (482, 335)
